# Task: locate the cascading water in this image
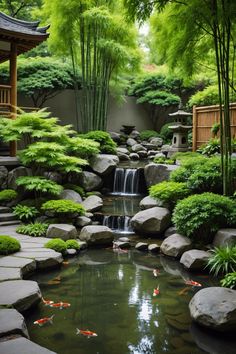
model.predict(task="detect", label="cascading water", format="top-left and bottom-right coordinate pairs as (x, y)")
top-left (103, 215), bottom-right (134, 234)
top-left (112, 168), bottom-right (140, 195)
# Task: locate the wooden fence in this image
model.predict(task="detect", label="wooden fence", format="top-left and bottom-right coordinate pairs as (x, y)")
top-left (192, 103), bottom-right (236, 151)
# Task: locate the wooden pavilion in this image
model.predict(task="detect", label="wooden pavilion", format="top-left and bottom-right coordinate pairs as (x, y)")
top-left (0, 11), bottom-right (49, 157)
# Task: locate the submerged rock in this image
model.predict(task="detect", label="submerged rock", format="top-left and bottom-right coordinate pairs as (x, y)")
top-left (131, 207), bottom-right (171, 235)
top-left (189, 287), bottom-right (236, 332)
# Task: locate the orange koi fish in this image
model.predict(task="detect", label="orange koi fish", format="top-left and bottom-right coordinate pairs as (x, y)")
top-left (76, 328), bottom-right (98, 337)
top-left (34, 314), bottom-right (54, 326)
top-left (153, 287), bottom-right (160, 296)
top-left (49, 302), bottom-right (71, 309)
top-left (42, 297), bottom-right (54, 306)
top-left (63, 261), bottom-right (69, 266)
top-left (153, 269), bottom-right (160, 277)
top-left (185, 280), bottom-right (202, 287)
top-left (178, 287), bottom-right (191, 296)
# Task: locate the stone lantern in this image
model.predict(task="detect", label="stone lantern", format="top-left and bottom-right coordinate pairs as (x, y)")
top-left (168, 104), bottom-right (192, 156)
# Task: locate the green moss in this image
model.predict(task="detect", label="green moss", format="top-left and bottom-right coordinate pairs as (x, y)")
top-left (0, 189), bottom-right (17, 202)
top-left (0, 235), bottom-right (21, 255)
top-left (65, 239), bottom-right (80, 250)
top-left (45, 238), bottom-right (67, 254)
top-left (41, 199), bottom-right (85, 215)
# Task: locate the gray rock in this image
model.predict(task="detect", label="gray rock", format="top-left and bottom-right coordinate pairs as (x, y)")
top-left (12, 250), bottom-right (63, 270)
top-left (77, 171), bottom-right (103, 192)
top-left (135, 242), bottom-right (148, 251)
top-left (189, 287), bottom-right (236, 332)
top-left (90, 154), bottom-right (119, 175)
top-left (117, 147), bottom-right (129, 155)
top-left (117, 152), bottom-right (130, 161)
top-left (0, 337), bottom-right (56, 354)
top-left (77, 240), bottom-right (87, 249)
top-left (0, 256), bottom-right (36, 277)
top-left (59, 189), bottom-right (82, 203)
top-left (0, 309), bottom-right (29, 338)
top-left (129, 130), bottom-right (140, 139)
top-left (109, 131), bottom-right (121, 143)
top-left (0, 280), bottom-right (41, 312)
top-left (66, 249), bottom-right (77, 256)
top-left (0, 267), bottom-right (22, 282)
top-left (47, 224), bottom-right (78, 240)
top-left (139, 196), bottom-right (162, 210)
top-left (85, 212), bottom-right (93, 218)
top-left (137, 150), bottom-right (148, 158)
top-left (160, 233), bottom-right (192, 258)
top-left (161, 144), bottom-right (171, 153)
top-left (148, 150), bottom-right (158, 157)
top-left (213, 228), bottom-right (236, 247)
top-left (7, 167), bottom-right (32, 190)
top-left (129, 153), bottom-right (139, 160)
top-left (131, 144), bottom-right (146, 152)
top-left (144, 163), bottom-right (179, 187)
top-left (131, 207), bottom-right (171, 235)
top-left (118, 237), bottom-right (130, 242)
top-left (113, 241), bottom-right (130, 249)
top-left (142, 142), bottom-right (158, 150)
top-left (43, 171), bottom-right (62, 184)
top-left (164, 226), bottom-right (177, 238)
top-left (0, 166), bottom-right (8, 188)
top-left (154, 152), bottom-right (166, 159)
top-left (126, 138), bottom-right (137, 146)
top-left (150, 137), bottom-right (163, 146)
top-left (148, 244), bottom-right (160, 253)
top-left (180, 249), bottom-right (210, 270)
top-left (81, 195), bottom-right (103, 212)
top-left (79, 225), bottom-right (114, 246)
top-left (76, 216), bottom-right (92, 227)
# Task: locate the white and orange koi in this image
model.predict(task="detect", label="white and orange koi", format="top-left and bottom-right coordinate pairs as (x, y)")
top-left (49, 302), bottom-right (71, 309)
top-left (33, 314), bottom-right (54, 326)
top-left (76, 328), bottom-right (98, 337)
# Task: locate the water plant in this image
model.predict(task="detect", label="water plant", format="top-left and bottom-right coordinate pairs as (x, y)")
top-left (13, 204), bottom-right (39, 222)
top-left (149, 181), bottom-right (189, 209)
top-left (0, 235), bottom-right (21, 255)
top-left (16, 223), bottom-right (49, 237)
top-left (207, 246), bottom-right (236, 276)
top-left (41, 200), bottom-right (85, 216)
top-left (220, 272), bottom-right (236, 289)
top-left (45, 238), bottom-right (67, 254)
top-left (0, 189), bottom-right (17, 203)
top-left (172, 193), bottom-right (236, 244)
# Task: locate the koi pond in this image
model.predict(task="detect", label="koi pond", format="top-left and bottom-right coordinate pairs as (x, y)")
top-left (25, 249), bottom-right (228, 354)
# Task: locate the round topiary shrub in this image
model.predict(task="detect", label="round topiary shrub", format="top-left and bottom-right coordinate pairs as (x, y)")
top-left (45, 238), bottom-right (67, 254)
top-left (149, 181), bottom-right (189, 209)
top-left (41, 199), bottom-right (85, 217)
top-left (0, 235), bottom-right (21, 255)
top-left (172, 193), bottom-right (236, 244)
top-left (0, 189), bottom-right (18, 203)
top-left (65, 239), bottom-right (80, 250)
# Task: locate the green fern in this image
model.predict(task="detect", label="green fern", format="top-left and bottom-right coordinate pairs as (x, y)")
top-left (16, 176), bottom-right (63, 196)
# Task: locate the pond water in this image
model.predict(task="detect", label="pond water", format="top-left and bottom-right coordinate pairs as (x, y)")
top-left (26, 249), bottom-right (223, 354)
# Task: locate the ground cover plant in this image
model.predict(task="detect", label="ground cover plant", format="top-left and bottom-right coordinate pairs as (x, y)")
top-left (41, 200), bottom-right (85, 216)
top-left (0, 235), bottom-right (21, 255)
top-left (45, 238), bottom-right (67, 254)
top-left (13, 204), bottom-right (39, 222)
top-left (221, 272), bottom-right (236, 289)
top-left (140, 130), bottom-right (160, 141)
top-left (16, 223), bottom-right (49, 237)
top-left (0, 189), bottom-right (17, 203)
top-left (65, 240), bottom-right (80, 250)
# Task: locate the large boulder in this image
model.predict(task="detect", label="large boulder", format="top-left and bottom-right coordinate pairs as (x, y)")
top-left (81, 195), bottom-right (103, 212)
top-left (43, 171), bottom-right (62, 184)
top-left (131, 144), bottom-right (146, 152)
top-left (77, 171), bottom-right (103, 192)
top-left (180, 249), bottom-right (210, 271)
top-left (76, 216), bottom-right (92, 227)
top-left (189, 287), bottom-right (236, 332)
top-left (0, 280), bottom-right (41, 312)
top-left (59, 189), bottom-right (82, 203)
top-left (139, 196), bottom-right (163, 210)
top-left (213, 228), bottom-right (236, 247)
top-left (7, 166), bottom-right (32, 190)
top-left (126, 138), bottom-right (137, 146)
top-left (46, 224), bottom-right (78, 240)
top-left (79, 225), bottom-right (114, 246)
top-left (144, 163), bottom-right (179, 187)
top-left (90, 154), bottom-right (119, 175)
top-left (131, 207), bottom-right (171, 235)
top-left (0, 308), bottom-right (29, 338)
top-left (160, 233), bottom-right (192, 258)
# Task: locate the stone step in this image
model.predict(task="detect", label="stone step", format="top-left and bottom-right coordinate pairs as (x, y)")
top-left (0, 213), bottom-right (18, 222)
top-left (0, 220), bottom-right (20, 227)
top-left (0, 206), bottom-right (11, 214)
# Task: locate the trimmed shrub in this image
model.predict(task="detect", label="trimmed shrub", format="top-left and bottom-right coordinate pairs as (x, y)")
top-left (16, 223), bottom-right (48, 237)
top-left (65, 239), bottom-right (80, 250)
top-left (41, 199), bottom-right (85, 216)
top-left (172, 193), bottom-right (236, 244)
top-left (140, 130), bottom-right (160, 141)
top-left (207, 246), bottom-right (236, 276)
top-left (45, 238), bottom-right (67, 254)
top-left (0, 189), bottom-right (17, 202)
top-left (0, 235), bottom-right (21, 255)
top-left (221, 272), bottom-right (236, 289)
top-left (149, 181), bottom-right (189, 209)
top-left (79, 130), bottom-right (117, 154)
top-left (13, 204), bottom-right (38, 222)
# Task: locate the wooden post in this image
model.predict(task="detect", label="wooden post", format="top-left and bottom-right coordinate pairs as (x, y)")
top-left (10, 42), bottom-right (17, 157)
top-left (192, 105), bottom-right (197, 151)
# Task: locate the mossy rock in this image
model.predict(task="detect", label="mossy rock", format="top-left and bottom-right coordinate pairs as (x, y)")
top-left (164, 307), bottom-right (183, 316)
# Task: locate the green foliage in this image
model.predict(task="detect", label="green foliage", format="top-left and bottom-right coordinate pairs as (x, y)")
top-left (13, 205), bottom-right (38, 222)
top-left (41, 200), bottom-right (85, 216)
top-left (66, 137), bottom-right (100, 158)
top-left (153, 156), bottom-right (175, 164)
top-left (16, 176), bottom-right (63, 196)
top-left (197, 139), bottom-right (220, 156)
top-left (0, 189), bottom-right (17, 202)
top-left (137, 90), bottom-right (180, 106)
top-left (159, 122), bottom-right (175, 143)
top-left (140, 130), bottom-right (160, 141)
top-left (65, 239), bottom-right (80, 250)
top-left (45, 238), bottom-right (67, 254)
top-left (16, 223), bottom-right (49, 237)
top-left (211, 123), bottom-right (220, 137)
top-left (63, 184), bottom-right (86, 198)
top-left (0, 235), bottom-right (20, 255)
top-left (207, 246), bottom-right (236, 276)
top-left (79, 131), bottom-right (117, 154)
top-left (172, 193), bottom-right (236, 243)
top-left (149, 181), bottom-right (189, 209)
top-left (0, 0), bottom-right (42, 20)
top-left (188, 85), bottom-right (236, 107)
top-left (220, 272), bottom-right (236, 289)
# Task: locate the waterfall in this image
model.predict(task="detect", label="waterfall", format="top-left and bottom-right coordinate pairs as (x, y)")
top-left (103, 215), bottom-right (134, 234)
top-left (112, 168), bottom-right (140, 195)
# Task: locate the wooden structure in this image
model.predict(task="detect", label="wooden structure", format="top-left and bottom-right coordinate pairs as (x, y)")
top-left (0, 11), bottom-right (49, 156)
top-left (192, 103), bottom-right (236, 151)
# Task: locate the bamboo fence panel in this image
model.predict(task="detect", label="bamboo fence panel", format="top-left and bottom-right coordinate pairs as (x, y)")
top-left (192, 103), bottom-right (236, 151)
